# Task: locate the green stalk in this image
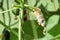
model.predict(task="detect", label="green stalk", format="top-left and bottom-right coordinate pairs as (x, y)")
top-left (19, 8), bottom-right (24, 40)
top-left (14, 4), bottom-right (35, 9)
top-left (18, 0), bottom-right (24, 40)
top-left (19, 16), bottom-right (21, 40)
top-left (0, 4), bottom-right (35, 14)
top-left (0, 7), bottom-right (18, 14)
top-left (18, 0), bottom-right (24, 9)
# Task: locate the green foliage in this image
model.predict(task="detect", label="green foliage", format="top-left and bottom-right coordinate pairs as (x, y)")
top-left (0, 0), bottom-right (60, 40)
top-left (10, 28), bottom-right (18, 40)
top-left (0, 0), bottom-right (18, 40)
top-left (47, 15), bottom-right (59, 31)
top-left (27, 0), bottom-right (36, 6)
top-left (41, 0), bottom-right (59, 11)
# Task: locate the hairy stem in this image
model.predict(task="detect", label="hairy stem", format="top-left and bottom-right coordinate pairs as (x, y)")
top-left (18, 0), bottom-right (24, 40)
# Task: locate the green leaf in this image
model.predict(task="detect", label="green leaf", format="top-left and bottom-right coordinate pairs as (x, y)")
top-left (0, 0), bottom-right (18, 40)
top-left (46, 15), bottom-right (59, 31)
top-left (31, 33), bottom-right (54, 40)
top-left (36, 0), bottom-right (42, 7)
top-left (48, 24), bottom-right (60, 36)
top-left (22, 20), bottom-right (34, 40)
top-left (10, 28), bottom-right (18, 40)
top-left (0, 10), bottom-right (4, 35)
top-left (27, 0), bottom-right (36, 6)
top-left (46, 0), bottom-right (59, 11)
top-left (22, 20), bottom-right (44, 40)
top-left (41, 0), bottom-right (59, 11)
top-left (41, 0), bottom-right (49, 7)
top-left (29, 12), bottom-right (36, 20)
top-left (38, 33), bottom-right (54, 40)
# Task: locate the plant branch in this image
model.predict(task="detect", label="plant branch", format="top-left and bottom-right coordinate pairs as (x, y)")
top-left (0, 7), bottom-right (19, 14)
top-left (18, 0), bottom-right (24, 40)
top-left (0, 4), bottom-right (35, 14)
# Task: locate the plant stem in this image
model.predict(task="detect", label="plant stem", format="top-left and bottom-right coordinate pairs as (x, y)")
top-left (0, 4), bottom-right (35, 14)
top-left (19, 15), bottom-right (22, 40)
top-left (14, 4), bottom-right (35, 9)
top-left (18, 0), bottom-right (24, 40)
top-left (0, 20), bottom-right (18, 37)
top-left (0, 7), bottom-right (18, 14)
top-left (18, 0), bottom-right (24, 9)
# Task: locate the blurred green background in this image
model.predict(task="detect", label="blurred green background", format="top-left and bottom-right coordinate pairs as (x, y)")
top-left (0, 0), bottom-right (60, 40)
